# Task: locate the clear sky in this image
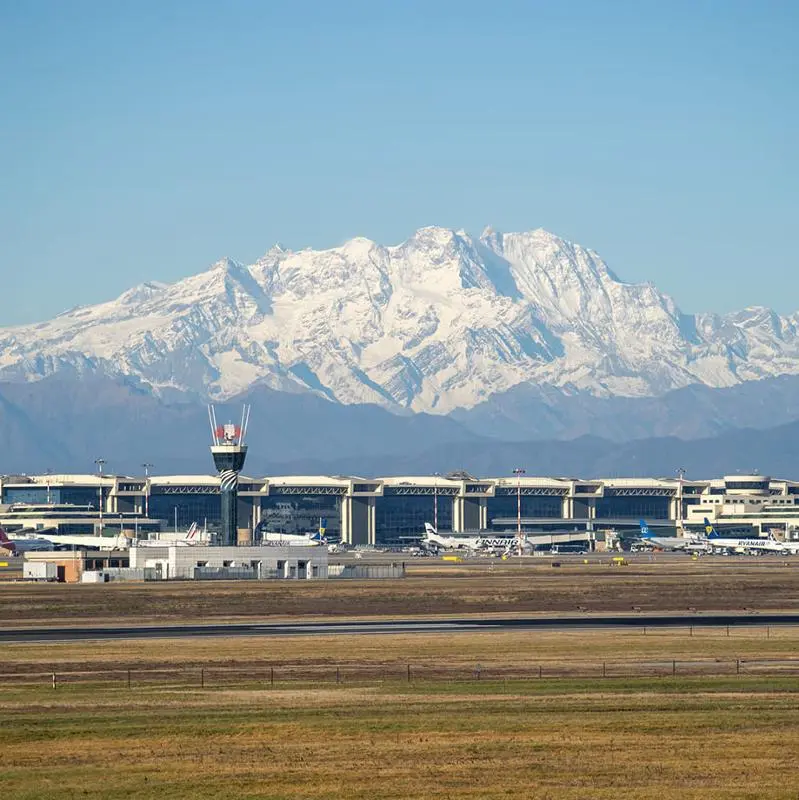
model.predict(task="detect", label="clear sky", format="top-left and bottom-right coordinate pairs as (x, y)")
top-left (1, 0), bottom-right (797, 325)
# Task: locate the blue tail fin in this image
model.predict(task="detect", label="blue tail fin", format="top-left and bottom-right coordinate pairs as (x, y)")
top-left (639, 519), bottom-right (652, 538)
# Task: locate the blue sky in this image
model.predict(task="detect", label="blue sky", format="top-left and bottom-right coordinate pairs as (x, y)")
top-left (1, 0), bottom-right (796, 325)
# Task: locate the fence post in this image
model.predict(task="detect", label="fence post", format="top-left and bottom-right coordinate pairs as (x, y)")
top-left (127, 669), bottom-right (132, 689)
top-left (538, 665), bottom-right (543, 679)
top-left (407, 664), bottom-right (411, 683)
top-left (726, 625), bottom-right (730, 637)
top-left (602, 661), bottom-right (606, 678)
top-left (270, 667), bottom-right (274, 687)
top-left (336, 666), bottom-right (340, 684)
top-left (52, 672), bottom-right (57, 690)
top-left (690, 626), bottom-right (693, 637)
top-left (672, 660), bottom-right (676, 677)
top-left (736, 659), bottom-right (740, 675)
top-left (200, 668), bottom-right (204, 689)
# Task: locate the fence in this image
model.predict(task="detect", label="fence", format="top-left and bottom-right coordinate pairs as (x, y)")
top-left (328, 563), bottom-right (406, 579)
top-left (193, 566), bottom-right (258, 580)
top-left (6, 656), bottom-right (799, 690)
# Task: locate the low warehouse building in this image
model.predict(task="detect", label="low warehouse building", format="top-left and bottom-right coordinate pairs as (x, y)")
top-left (23, 551), bottom-right (129, 583)
top-left (129, 544), bottom-right (328, 580)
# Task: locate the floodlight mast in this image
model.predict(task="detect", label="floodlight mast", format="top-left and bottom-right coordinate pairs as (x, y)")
top-left (513, 467), bottom-right (526, 556)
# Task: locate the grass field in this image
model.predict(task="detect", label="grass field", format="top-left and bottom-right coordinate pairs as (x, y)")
top-left (5, 562), bottom-right (799, 796)
top-left (5, 673), bottom-right (799, 798)
top-left (4, 630), bottom-right (799, 798)
top-left (4, 558), bottom-right (799, 625)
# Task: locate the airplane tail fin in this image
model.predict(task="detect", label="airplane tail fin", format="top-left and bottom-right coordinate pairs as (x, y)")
top-left (424, 522), bottom-right (437, 537)
top-left (703, 518), bottom-right (718, 538)
top-left (639, 519), bottom-right (652, 538)
top-left (186, 522), bottom-right (199, 540)
top-left (0, 528), bottom-right (17, 554)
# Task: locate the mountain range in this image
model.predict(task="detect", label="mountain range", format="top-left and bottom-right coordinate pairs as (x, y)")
top-left (1, 226), bottom-right (798, 477)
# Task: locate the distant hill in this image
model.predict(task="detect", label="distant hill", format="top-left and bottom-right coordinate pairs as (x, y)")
top-left (1, 374), bottom-right (797, 480)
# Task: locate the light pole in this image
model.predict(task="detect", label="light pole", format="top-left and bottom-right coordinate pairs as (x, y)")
top-left (95, 458), bottom-right (106, 533)
top-left (142, 463), bottom-right (153, 518)
top-left (513, 467), bottom-right (526, 554)
top-left (433, 472), bottom-right (440, 532)
top-left (676, 467), bottom-right (686, 536)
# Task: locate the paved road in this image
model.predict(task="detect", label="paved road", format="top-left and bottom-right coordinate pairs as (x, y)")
top-left (3, 613), bottom-right (798, 643)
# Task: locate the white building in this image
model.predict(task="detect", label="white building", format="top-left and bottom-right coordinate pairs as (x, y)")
top-left (129, 544), bottom-right (328, 580)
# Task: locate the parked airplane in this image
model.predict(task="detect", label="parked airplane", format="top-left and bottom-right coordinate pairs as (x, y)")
top-left (262, 531), bottom-right (327, 547)
top-left (0, 527), bottom-right (53, 553)
top-left (32, 531), bottom-right (130, 551)
top-left (635, 520), bottom-right (708, 552)
top-left (422, 523), bottom-right (518, 553)
top-left (136, 522), bottom-right (207, 547)
top-left (256, 516), bottom-right (328, 547)
top-left (703, 518), bottom-right (799, 555)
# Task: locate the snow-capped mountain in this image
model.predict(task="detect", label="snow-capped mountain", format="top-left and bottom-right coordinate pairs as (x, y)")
top-left (1, 226), bottom-right (798, 414)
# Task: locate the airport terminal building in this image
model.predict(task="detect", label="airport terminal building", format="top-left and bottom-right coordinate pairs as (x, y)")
top-left (2, 472), bottom-right (799, 545)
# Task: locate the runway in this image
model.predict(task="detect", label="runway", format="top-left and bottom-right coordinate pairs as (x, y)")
top-left (4, 613), bottom-right (799, 643)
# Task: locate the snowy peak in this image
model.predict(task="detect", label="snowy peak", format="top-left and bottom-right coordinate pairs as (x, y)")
top-left (0, 225), bottom-right (798, 413)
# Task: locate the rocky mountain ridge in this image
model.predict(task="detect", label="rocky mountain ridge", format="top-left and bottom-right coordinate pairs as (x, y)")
top-left (1, 226), bottom-right (797, 414)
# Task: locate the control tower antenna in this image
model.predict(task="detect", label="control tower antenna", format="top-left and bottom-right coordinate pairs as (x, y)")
top-left (208, 404), bottom-right (250, 546)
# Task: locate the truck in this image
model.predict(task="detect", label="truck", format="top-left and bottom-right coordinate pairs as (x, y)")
top-left (23, 561), bottom-right (58, 581)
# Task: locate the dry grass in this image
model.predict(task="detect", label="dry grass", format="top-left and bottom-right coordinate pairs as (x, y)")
top-left (4, 559), bottom-right (799, 626)
top-left (4, 678), bottom-right (799, 798)
top-left (5, 630), bottom-right (799, 798)
top-left (2, 628), bottom-right (799, 674)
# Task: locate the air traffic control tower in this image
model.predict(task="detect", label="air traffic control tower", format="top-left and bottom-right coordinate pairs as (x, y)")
top-left (209, 405), bottom-right (250, 546)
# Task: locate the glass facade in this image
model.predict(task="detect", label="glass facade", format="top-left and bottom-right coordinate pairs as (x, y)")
top-left (62, 488), bottom-right (103, 506)
top-left (725, 480), bottom-right (770, 492)
top-left (148, 493), bottom-right (222, 531)
top-left (2, 486), bottom-right (101, 506)
top-left (3, 487), bottom-right (51, 504)
top-left (259, 494), bottom-right (342, 541)
top-left (486, 495), bottom-right (562, 529)
top-left (375, 493), bottom-right (453, 544)
top-left (595, 496), bottom-right (671, 519)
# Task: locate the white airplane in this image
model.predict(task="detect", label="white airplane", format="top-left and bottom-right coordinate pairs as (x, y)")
top-left (39, 532), bottom-right (131, 551)
top-left (635, 520), bottom-right (708, 552)
top-left (1, 526), bottom-right (128, 552)
top-left (422, 523), bottom-right (520, 553)
top-left (702, 518), bottom-right (799, 555)
top-left (136, 522), bottom-right (207, 547)
top-left (261, 530), bottom-right (327, 547)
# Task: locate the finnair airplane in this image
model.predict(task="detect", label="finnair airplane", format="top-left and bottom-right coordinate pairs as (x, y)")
top-left (422, 523), bottom-right (520, 553)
